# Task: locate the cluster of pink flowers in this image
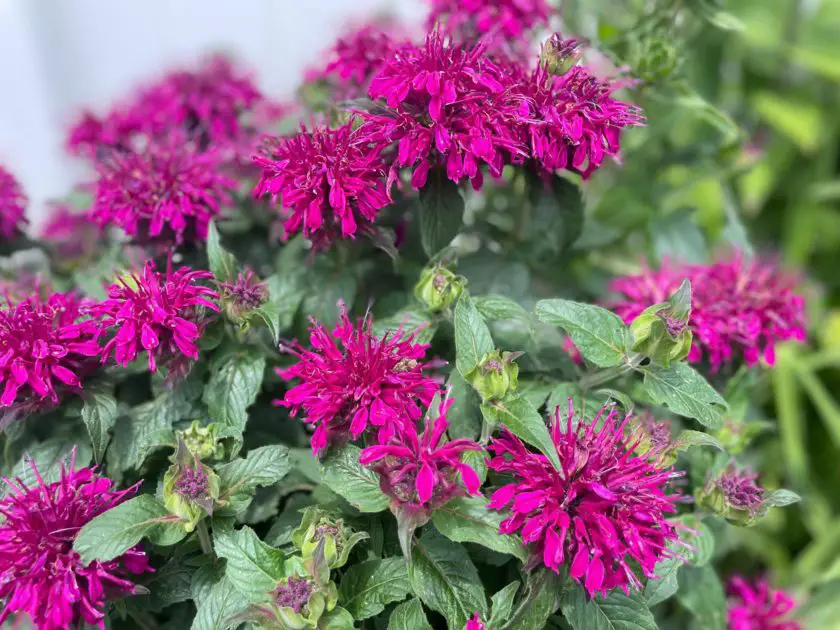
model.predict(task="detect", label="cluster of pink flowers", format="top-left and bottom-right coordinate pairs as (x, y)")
top-left (91, 135), bottom-right (236, 244)
top-left (0, 166), bottom-right (27, 240)
top-left (39, 203), bottom-right (100, 262)
top-left (92, 260), bottom-right (219, 373)
top-left (0, 292), bottom-right (100, 410)
top-left (360, 397), bottom-right (482, 513)
top-left (487, 401), bottom-right (682, 597)
top-left (727, 576), bottom-right (801, 630)
top-left (253, 121), bottom-right (391, 246)
top-left (0, 456), bottom-right (152, 630)
top-left (276, 303), bottom-right (439, 455)
top-left (609, 255), bottom-right (807, 371)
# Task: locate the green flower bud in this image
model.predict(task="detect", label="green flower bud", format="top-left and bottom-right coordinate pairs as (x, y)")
top-left (626, 414), bottom-right (677, 467)
top-left (540, 34), bottom-right (584, 76)
top-left (468, 350), bottom-right (522, 403)
top-left (630, 279), bottom-right (693, 366)
top-left (219, 269), bottom-right (268, 325)
top-left (291, 507), bottom-right (368, 570)
top-left (697, 464), bottom-right (767, 527)
top-left (414, 265), bottom-right (466, 313)
top-left (178, 420), bottom-right (223, 461)
top-left (162, 440), bottom-right (220, 532)
top-left (629, 34), bottom-right (683, 84)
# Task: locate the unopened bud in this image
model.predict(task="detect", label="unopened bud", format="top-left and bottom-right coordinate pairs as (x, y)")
top-left (697, 464), bottom-right (766, 527)
top-left (219, 268), bottom-right (268, 324)
top-left (469, 349), bottom-right (522, 402)
top-left (162, 440), bottom-right (220, 532)
top-left (540, 34), bottom-right (584, 76)
top-left (291, 507), bottom-right (368, 570)
top-left (414, 265), bottom-right (466, 313)
top-left (178, 420), bottom-right (223, 461)
top-left (630, 279), bottom-right (693, 366)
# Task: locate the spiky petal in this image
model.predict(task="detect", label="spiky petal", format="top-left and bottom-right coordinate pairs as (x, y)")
top-left (727, 576), bottom-right (801, 630)
top-left (465, 612), bottom-right (486, 630)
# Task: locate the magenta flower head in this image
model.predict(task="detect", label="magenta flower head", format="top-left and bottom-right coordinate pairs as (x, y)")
top-left (40, 203), bottom-right (99, 263)
top-left (727, 576), bottom-right (801, 630)
top-left (93, 260), bottom-right (219, 373)
top-left (360, 396), bottom-right (482, 512)
top-left (465, 612), bottom-right (486, 630)
top-left (276, 303), bottom-right (440, 455)
top-left (91, 135), bottom-right (236, 245)
top-left (0, 165), bottom-right (28, 240)
top-left (487, 401), bottom-right (682, 597)
top-left (364, 31), bottom-right (525, 190)
top-left (0, 291), bottom-right (101, 410)
top-left (609, 254), bottom-right (807, 371)
top-left (253, 121), bottom-right (390, 248)
top-left (514, 61), bottom-right (644, 178)
top-left (0, 454), bottom-right (152, 629)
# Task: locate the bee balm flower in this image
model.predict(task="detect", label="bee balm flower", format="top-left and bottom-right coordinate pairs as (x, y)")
top-left (0, 166), bottom-right (27, 240)
top-left (727, 576), bottom-right (801, 630)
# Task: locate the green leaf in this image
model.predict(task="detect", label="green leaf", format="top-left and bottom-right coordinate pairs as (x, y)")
top-left (80, 382), bottom-right (118, 464)
top-left (651, 209), bottom-right (707, 264)
top-left (74, 495), bottom-right (187, 564)
top-left (764, 489), bottom-right (802, 507)
top-left (250, 300), bottom-right (282, 346)
top-left (446, 371), bottom-right (482, 440)
top-left (642, 363), bottom-right (727, 429)
top-left (410, 528), bottom-right (488, 629)
top-left (207, 220), bottom-right (237, 283)
top-left (645, 553), bottom-right (682, 607)
top-left (431, 496), bottom-right (527, 561)
top-left (673, 429), bottom-right (724, 453)
top-left (373, 308), bottom-right (437, 345)
top-left (419, 171), bottom-right (464, 257)
top-left (388, 598), bottom-right (433, 630)
top-left (752, 91), bottom-right (823, 153)
top-left (191, 575), bottom-right (249, 630)
top-left (216, 445), bottom-right (291, 514)
top-left (213, 525), bottom-right (285, 602)
top-left (562, 582), bottom-right (657, 630)
top-left (528, 173), bottom-right (585, 254)
top-left (500, 569), bottom-right (562, 630)
top-left (546, 382), bottom-right (607, 419)
top-left (454, 294), bottom-right (495, 378)
top-left (132, 559), bottom-right (195, 612)
top-left (339, 557), bottom-right (411, 620)
top-left (301, 264), bottom-right (357, 325)
top-left (204, 348), bottom-right (265, 434)
top-left (535, 300), bottom-right (630, 368)
top-left (474, 295), bottom-right (532, 325)
top-left (677, 565), bottom-right (726, 630)
top-left (481, 395), bottom-right (562, 471)
top-left (320, 607), bottom-right (357, 630)
top-left (488, 582), bottom-right (520, 628)
top-left (11, 438), bottom-right (93, 487)
top-left (321, 444), bottom-right (389, 512)
top-left (265, 272), bottom-right (305, 335)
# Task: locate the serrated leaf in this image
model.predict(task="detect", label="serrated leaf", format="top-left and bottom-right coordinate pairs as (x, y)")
top-left (191, 575), bottom-right (249, 630)
top-left (410, 529), bottom-right (488, 629)
top-left (645, 553), bottom-right (682, 607)
top-left (446, 371), bottom-right (482, 440)
top-left (213, 525), bottom-right (285, 602)
top-left (481, 395), bottom-right (562, 471)
top-left (528, 173), bottom-right (584, 254)
top-left (562, 582), bottom-right (657, 630)
top-left (474, 295), bottom-right (531, 325)
top-left (419, 171), bottom-right (464, 257)
top-left (674, 429), bottom-right (724, 453)
top-left (204, 348), bottom-right (265, 434)
top-left (80, 383), bottom-right (118, 464)
top-left (74, 495), bottom-right (187, 564)
top-left (431, 496), bottom-right (527, 561)
top-left (250, 300), bottom-right (282, 346)
top-left (301, 264), bottom-right (357, 324)
top-left (388, 598), bottom-right (433, 630)
top-left (10, 438), bottom-right (93, 488)
top-left (535, 300), bottom-right (630, 368)
top-left (546, 382), bottom-right (607, 419)
top-left (372, 307), bottom-right (437, 346)
top-left (322, 444), bottom-right (389, 512)
top-left (265, 272), bottom-right (305, 334)
top-left (216, 445), bottom-right (291, 515)
top-left (642, 363), bottom-right (727, 429)
top-left (488, 582), bottom-right (520, 627)
top-left (764, 488), bottom-right (802, 507)
top-left (454, 294), bottom-right (495, 378)
top-left (339, 557), bottom-right (411, 620)
top-left (131, 559), bottom-right (195, 612)
top-left (500, 569), bottom-right (562, 630)
top-left (677, 565), bottom-right (726, 630)
top-left (207, 220), bottom-right (237, 283)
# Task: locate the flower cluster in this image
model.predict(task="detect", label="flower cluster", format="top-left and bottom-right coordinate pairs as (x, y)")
top-left (360, 397), bottom-right (482, 512)
top-left (92, 261), bottom-right (219, 373)
top-left (253, 121), bottom-right (390, 246)
top-left (91, 135), bottom-right (236, 244)
top-left (609, 255), bottom-right (807, 371)
top-left (40, 203), bottom-right (100, 263)
top-left (0, 166), bottom-right (27, 240)
top-left (276, 303), bottom-right (439, 455)
top-left (727, 576), bottom-right (801, 630)
top-left (219, 268), bottom-right (268, 322)
top-left (0, 291), bottom-right (100, 409)
top-left (0, 456), bottom-right (152, 629)
top-left (488, 401), bottom-right (682, 597)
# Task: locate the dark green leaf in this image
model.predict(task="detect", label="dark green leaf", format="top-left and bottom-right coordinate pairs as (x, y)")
top-left (642, 363), bottom-right (727, 429)
top-left (454, 294), bottom-right (495, 378)
top-left (321, 444), bottom-right (389, 512)
top-left (339, 557), bottom-right (411, 620)
top-left (446, 371), bottom-right (482, 440)
top-left (474, 295), bottom-right (532, 325)
top-left (529, 173), bottom-right (585, 253)
top-left (11, 438), bottom-right (93, 487)
top-left (191, 575), bottom-right (249, 630)
top-left (419, 172), bottom-right (464, 257)
top-left (388, 598), bottom-right (433, 630)
top-left (535, 300), bottom-right (630, 368)
top-left (74, 495), bottom-right (187, 564)
top-left (372, 308), bottom-right (437, 346)
top-left (562, 582), bottom-right (657, 630)
top-left (132, 559), bottom-right (195, 612)
top-left (207, 220), bottom-right (237, 283)
top-left (80, 382), bottom-right (118, 464)
top-left (204, 348), bottom-right (265, 434)
top-left (265, 272), bottom-right (305, 335)
top-left (301, 265), bottom-right (357, 325)
top-left (431, 496), bottom-right (527, 561)
top-left (481, 395), bottom-right (562, 471)
top-left (213, 525), bottom-right (285, 602)
top-left (410, 528), bottom-right (488, 629)
top-left (488, 582), bottom-right (520, 628)
top-left (500, 569), bottom-right (562, 630)
top-left (216, 445), bottom-right (291, 515)
top-left (677, 565), bottom-right (726, 630)
top-left (644, 553), bottom-right (682, 607)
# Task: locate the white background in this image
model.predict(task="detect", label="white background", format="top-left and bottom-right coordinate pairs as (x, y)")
top-left (0, 0), bottom-right (425, 227)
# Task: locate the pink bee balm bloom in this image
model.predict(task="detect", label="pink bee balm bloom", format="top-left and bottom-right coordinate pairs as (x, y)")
top-left (609, 255), bottom-right (807, 371)
top-left (360, 397), bottom-right (482, 511)
top-left (364, 32), bottom-right (525, 190)
top-left (727, 576), bottom-right (801, 630)
top-left (91, 135), bottom-right (236, 245)
top-left (465, 612), bottom-right (486, 629)
top-left (276, 303), bottom-right (440, 455)
top-left (0, 455), bottom-right (152, 630)
top-left (487, 401), bottom-right (682, 597)
top-left (0, 166), bottom-right (28, 240)
top-left (92, 260), bottom-right (219, 373)
top-left (253, 121), bottom-right (391, 248)
top-left (40, 203), bottom-right (99, 262)
top-left (0, 292), bottom-right (100, 409)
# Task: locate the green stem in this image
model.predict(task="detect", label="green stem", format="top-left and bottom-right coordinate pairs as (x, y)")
top-left (579, 354), bottom-right (643, 391)
top-left (197, 520), bottom-right (214, 557)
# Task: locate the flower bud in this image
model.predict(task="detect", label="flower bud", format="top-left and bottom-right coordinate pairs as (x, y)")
top-left (178, 420), bottom-right (223, 461)
top-left (162, 440), bottom-right (221, 532)
top-left (414, 265), bottom-right (466, 313)
top-left (627, 414), bottom-right (677, 467)
top-left (540, 34), bottom-right (583, 76)
top-left (468, 350), bottom-right (522, 403)
top-left (291, 507), bottom-right (368, 570)
top-left (630, 279), bottom-right (693, 366)
top-left (219, 268), bottom-right (268, 324)
top-left (629, 34), bottom-right (683, 84)
top-left (697, 464), bottom-right (766, 527)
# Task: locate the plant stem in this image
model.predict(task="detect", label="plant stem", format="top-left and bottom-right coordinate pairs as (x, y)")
top-left (197, 520), bottom-right (214, 557)
top-left (578, 354), bottom-right (644, 391)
